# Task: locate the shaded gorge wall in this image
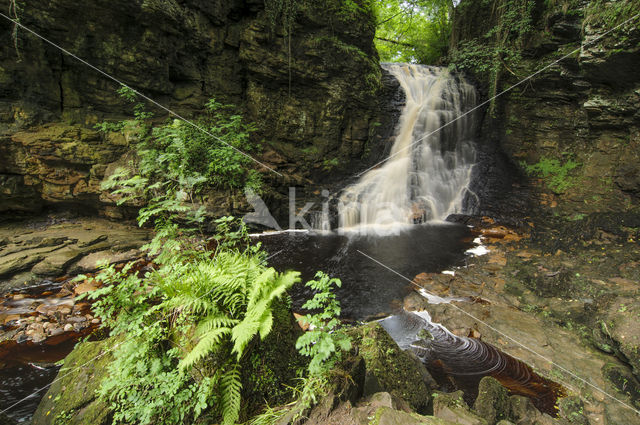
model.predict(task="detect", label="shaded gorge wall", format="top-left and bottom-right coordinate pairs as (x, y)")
top-left (450, 0), bottom-right (640, 221)
top-left (0, 0), bottom-right (401, 221)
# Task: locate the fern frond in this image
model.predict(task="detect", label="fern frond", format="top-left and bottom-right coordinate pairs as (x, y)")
top-left (162, 295), bottom-right (217, 316)
top-left (257, 309), bottom-right (273, 340)
top-left (219, 293), bottom-right (246, 317)
top-left (246, 268), bottom-right (277, 310)
top-left (196, 314), bottom-right (238, 337)
top-left (179, 327), bottom-right (230, 371)
top-left (265, 271), bottom-right (300, 303)
top-left (220, 365), bottom-right (242, 425)
top-left (230, 301), bottom-right (268, 360)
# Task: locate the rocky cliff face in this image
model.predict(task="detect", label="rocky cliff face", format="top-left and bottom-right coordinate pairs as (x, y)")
top-left (452, 0), bottom-right (640, 219)
top-left (0, 0), bottom-right (396, 219)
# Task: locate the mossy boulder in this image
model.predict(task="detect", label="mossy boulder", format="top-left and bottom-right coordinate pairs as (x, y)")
top-left (239, 296), bottom-right (306, 417)
top-left (348, 322), bottom-right (435, 412)
top-left (593, 296), bottom-right (640, 381)
top-left (32, 338), bottom-right (115, 425)
top-left (433, 391), bottom-right (488, 425)
top-left (32, 297), bottom-right (304, 425)
top-left (473, 376), bottom-right (510, 425)
top-left (507, 395), bottom-right (557, 425)
top-left (557, 396), bottom-right (589, 425)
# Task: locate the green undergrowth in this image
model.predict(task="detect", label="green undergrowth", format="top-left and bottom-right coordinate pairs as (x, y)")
top-left (296, 272), bottom-right (351, 376)
top-left (98, 86), bottom-right (262, 228)
top-left (583, 0), bottom-right (640, 28)
top-left (78, 217), bottom-right (353, 425)
top-left (78, 218), bottom-right (300, 425)
top-left (521, 156), bottom-right (580, 193)
top-left (74, 78), bottom-right (358, 425)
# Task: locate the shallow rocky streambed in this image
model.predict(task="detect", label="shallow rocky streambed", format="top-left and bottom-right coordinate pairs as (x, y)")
top-left (1, 214), bottom-right (639, 425)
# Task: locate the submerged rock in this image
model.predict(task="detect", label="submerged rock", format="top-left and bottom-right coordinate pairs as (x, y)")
top-left (0, 412), bottom-right (18, 425)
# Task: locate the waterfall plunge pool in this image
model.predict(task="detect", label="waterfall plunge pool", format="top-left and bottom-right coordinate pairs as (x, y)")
top-left (257, 222), bottom-right (475, 321)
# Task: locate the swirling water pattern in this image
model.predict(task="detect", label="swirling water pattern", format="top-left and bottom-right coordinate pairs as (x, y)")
top-left (380, 311), bottom-right (565, 415)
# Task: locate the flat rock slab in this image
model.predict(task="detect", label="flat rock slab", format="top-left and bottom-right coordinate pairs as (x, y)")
top-left (0, 216), bottom-right (150, 293)
top-left (70, 248), bottom-right (141, 274)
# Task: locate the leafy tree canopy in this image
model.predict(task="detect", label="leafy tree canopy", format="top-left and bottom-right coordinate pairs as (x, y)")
top-left (373, 0), bottom-right (454, 64)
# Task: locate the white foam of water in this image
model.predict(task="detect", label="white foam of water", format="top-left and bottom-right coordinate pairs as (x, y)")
top-left (249, 229), bottom-right (310, 237)
top-left (466, 244), bottom-right (489, 256)
top-left (338, 64), bottom-right (477, 234)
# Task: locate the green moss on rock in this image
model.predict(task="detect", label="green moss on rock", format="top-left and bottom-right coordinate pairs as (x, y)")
top-left (433, 391), bottom-right (488, 425)
top-left (240, 296), bottom-right (306, 417)
top-left (33, 298), bottom-right (305, 425)
top-left (32, 338), bottom-right (115, 425)
top-left (348, 322), bottom-right (434, 412)
top-left (473, 377), bottom-right (509, 425)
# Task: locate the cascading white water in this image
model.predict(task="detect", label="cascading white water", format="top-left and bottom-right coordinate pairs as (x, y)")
top-left (338, 64), bottom-right (477, 233)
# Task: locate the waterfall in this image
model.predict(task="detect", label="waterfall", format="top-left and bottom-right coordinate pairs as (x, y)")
top-left (338, 64), bottom-right (477, 233)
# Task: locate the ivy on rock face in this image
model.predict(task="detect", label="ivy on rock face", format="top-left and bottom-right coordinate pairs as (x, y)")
top-left (449, 0), bottom-right (535, 113)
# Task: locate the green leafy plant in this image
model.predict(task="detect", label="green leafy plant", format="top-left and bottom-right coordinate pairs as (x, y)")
top-left (522, 156), bottom-right (580, 193)
top-left (322, 157), bottom-right (340, 171)
top-left (98, 88), bottom-right (262, 229)
top-left (80, 219), bottom-right (300, 425)
top-left (584, 0), bottom-right (640, 28)
top-left (373, 0), bottom-right (452, 64)
top-left (245, 404), bottom-right (291, 425)
top-left (449, 0), bottom-right (535, 113)
top-left (295, 272), bottom-right (351, 376)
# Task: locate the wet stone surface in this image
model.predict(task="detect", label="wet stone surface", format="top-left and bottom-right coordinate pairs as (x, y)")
top-left (0, 214), bottom-right (150, 293)
top-left (404, 215), bottom-right (640, 425)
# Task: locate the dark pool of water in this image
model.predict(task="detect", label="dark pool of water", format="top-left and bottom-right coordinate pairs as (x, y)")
top-left (258, 223), bottom-right (474, 321)
top-left (0, 363), bottom-right (60, 423)
top-left (0, 281), bottom-right (79, 424)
